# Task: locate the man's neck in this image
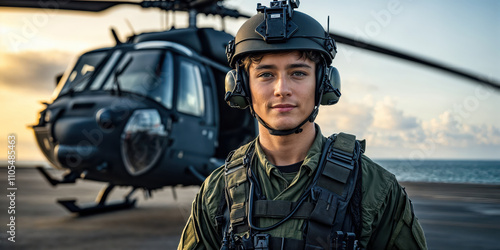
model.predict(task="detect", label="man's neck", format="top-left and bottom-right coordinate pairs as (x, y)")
top-left (258, 122), bottom-right (317, 166)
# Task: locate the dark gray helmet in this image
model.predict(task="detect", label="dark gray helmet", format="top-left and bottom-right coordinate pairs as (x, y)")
top-left (226, 11), bottom-right (337, 68)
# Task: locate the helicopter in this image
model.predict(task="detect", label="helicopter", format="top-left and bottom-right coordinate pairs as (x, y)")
top-left (2, 0), bottom-right (259, 215)
top-left (1, 0), bottom-right (498, 216)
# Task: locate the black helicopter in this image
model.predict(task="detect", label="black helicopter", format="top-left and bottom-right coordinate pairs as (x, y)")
top-left (1, 0), bottom-right (498, 216)
top-left (2, 0), bottom-right (259, 215)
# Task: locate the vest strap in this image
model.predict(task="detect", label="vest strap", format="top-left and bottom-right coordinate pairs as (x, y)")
top-left (253, 200), bottom-right (314, 219)
top-left (305, 133), bottom-right (360, 249)
top-left (224, 141), bottom-right (256, 235)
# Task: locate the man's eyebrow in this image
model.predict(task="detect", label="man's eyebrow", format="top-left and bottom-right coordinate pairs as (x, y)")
top-left (287, 63), bottom-right (312, 70)
top-left (254, 64), bottom-right (277, 70)
top-left (254, 63), bottom-right (312, 70)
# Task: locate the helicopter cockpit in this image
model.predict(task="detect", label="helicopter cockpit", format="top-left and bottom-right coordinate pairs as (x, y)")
top-left (55, 46), bottom-right (174, 107)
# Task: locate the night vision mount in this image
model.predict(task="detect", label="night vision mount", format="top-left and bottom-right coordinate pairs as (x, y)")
top-left (255, 0), bottom-right (300, 43)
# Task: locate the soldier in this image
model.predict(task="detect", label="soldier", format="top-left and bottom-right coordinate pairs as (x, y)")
top-left (179, 1), bottom-right (427, 249)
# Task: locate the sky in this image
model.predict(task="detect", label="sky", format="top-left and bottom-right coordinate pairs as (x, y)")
top-left (0, 0), bottom-right (499, 163)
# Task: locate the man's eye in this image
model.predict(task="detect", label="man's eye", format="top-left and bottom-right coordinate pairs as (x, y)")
top-left (292, 71), bottom-right (307, 77)
top-left (258, 72), bottom-right (273, 78)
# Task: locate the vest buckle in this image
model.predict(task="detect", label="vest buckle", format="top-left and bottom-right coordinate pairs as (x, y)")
top-left (254, 233), bottom-right (270, 250)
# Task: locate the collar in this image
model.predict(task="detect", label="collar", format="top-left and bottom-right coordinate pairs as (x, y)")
top-left (254, 124), bottom-right (326, 178)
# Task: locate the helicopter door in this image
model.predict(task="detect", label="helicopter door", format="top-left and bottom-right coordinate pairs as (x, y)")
top-left (170, 56), bottom-right (216, 165)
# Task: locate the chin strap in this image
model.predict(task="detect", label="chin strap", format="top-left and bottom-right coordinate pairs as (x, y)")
top-left (253, 106), bottom-right (319, 136)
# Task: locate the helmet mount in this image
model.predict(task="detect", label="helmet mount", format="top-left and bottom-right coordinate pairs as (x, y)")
top-left (255, 0), bottom-right (299, 43)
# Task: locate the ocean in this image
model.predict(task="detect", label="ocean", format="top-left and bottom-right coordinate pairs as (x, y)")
top-left (6, 160), bottom-right (500, 185)
top-left (374, 159), bottom-right (500, 184)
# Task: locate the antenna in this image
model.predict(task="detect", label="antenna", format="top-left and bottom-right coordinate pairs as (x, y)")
top-left (172, 10), bottom-right (176, 29)
top-left (220, 15), bottom-right (226, 32)
top-left (327, 16), bottom-right (330, 34)
top-left (110, 27), bottom-right (122, 45)
top-left (125, 19), bottom-right (136, 36)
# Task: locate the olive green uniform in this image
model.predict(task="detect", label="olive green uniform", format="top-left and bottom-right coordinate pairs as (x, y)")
top-left (178, 129), bottom-right (427, 249)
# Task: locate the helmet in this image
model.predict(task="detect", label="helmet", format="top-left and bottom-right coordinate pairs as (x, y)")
top-left (227, 11), bottom-right (336, 68)
top-left (224, 1), bottom-right (341, 136)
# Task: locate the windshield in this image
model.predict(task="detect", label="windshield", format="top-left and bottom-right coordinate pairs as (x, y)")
top-left (56, 51), bottom-right (108, 96)
top-left (103, 50), bottom-right (174, 109)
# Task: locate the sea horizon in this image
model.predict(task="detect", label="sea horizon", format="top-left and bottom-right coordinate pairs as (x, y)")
top-left (2, 159), bottom-right (500, 185)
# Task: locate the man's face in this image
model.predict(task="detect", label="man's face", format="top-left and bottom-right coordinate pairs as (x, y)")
top-left (248, 51), bottom-right (316, 131)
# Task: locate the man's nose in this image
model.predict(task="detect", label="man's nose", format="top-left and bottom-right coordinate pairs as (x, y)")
top-left (274, 74), bottom-right (292, 97)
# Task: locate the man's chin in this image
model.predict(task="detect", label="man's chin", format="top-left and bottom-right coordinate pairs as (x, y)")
top-left (268, 121), bottom-right (305, 131)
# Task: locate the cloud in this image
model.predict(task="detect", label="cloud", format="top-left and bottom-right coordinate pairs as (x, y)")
top-left (317, 100), bottom-right (373, 136)
top-left (317, 95), bottom-right (500, 155)
top-left (0, 50), bottom-right (73, 94)
top-left (372, 97), bottom-right (419, 130)
top-left (422, 111), bottom-right (500, 147)
top-left (318, 96), bottom-right (419, 137)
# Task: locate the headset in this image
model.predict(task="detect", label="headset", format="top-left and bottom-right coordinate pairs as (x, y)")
top-left (224, 56), bottom-right (341, 109)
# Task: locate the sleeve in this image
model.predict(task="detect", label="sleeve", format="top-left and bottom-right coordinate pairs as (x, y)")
top-left (365, 180), bottom-right (427, 250)
top-left (178, 171), bottom-right (225, 250)
top-left (385, 186), bottom-right (427, 250)
top-left (359, 156), bottom-right (427, 250)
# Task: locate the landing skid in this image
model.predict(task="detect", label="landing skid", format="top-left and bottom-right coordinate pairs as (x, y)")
top-left (36, 166), bottom-right (138, 216)
top-left (36, 166), bottom-right (78, 186)
top-left (58, 185), bottom-right (138, 216)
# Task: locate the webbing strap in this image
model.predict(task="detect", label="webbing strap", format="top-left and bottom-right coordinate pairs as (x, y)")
top-left (305, 133), bottom-right (360, 249)
top-left (224, 141), bottom-right (256, 235)
top-left (317, 132), bottom-right (357, 196)
top-left (333, 133), bottom-right (356, 155)
top-left (253, 200), bottom-right (314, 219)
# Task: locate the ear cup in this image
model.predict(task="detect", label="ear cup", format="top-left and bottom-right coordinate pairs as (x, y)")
top-left (224, 68), bottom-right (250, 109)
top-left (320, 66), bottom-right (341, 105)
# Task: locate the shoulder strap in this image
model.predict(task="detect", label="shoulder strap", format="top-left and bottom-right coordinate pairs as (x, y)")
top-left (317, 132), bottom-right (359, 196)
top-left (305, 132), bottom-right (362, 249)
top-left (223, 140), bottom-right (255, 235)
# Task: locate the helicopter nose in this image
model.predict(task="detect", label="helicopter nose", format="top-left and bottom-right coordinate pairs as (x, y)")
top-left (55, 144), bottom-right (100, 169)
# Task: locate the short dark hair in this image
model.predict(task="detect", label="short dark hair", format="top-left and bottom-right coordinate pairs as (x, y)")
top-left (240, 50), bottom-right (322, 72)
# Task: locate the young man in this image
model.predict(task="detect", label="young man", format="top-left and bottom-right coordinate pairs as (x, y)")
top-left (179, 2), bottom-right (427, 249)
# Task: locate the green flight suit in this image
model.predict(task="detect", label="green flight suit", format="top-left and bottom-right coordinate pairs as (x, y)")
top-left (178, 128), bottom-right (427, 249)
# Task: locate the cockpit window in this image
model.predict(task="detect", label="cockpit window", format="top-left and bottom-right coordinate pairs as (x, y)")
top-left (177, 59), bottom-right (205, 117)
top-left (102, 50), bottom-right (174, 109)
top-left (57, 51), bottom-right (108, 96)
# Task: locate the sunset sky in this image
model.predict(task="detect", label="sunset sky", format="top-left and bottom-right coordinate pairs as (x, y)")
top-left (1, 0), bottom-right (499, 163)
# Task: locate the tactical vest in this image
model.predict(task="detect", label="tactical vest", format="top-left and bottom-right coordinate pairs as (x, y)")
top-left (218, 133), bottom-right (365, 250)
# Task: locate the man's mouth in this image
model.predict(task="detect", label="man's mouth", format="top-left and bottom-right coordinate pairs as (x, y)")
top-left (271, 104), bottom-right (296, 112)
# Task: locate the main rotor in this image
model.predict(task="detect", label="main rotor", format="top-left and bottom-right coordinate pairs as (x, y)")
top-left (0, 0), bottom-right (251, 27)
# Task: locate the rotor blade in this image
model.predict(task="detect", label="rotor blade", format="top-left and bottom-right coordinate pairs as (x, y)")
top-left (0, 0), bottom-right (140, 12)
top-left (331, 32), bottom-right (500, 90)
top-left (200, 5), bottom-right (251, 19)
